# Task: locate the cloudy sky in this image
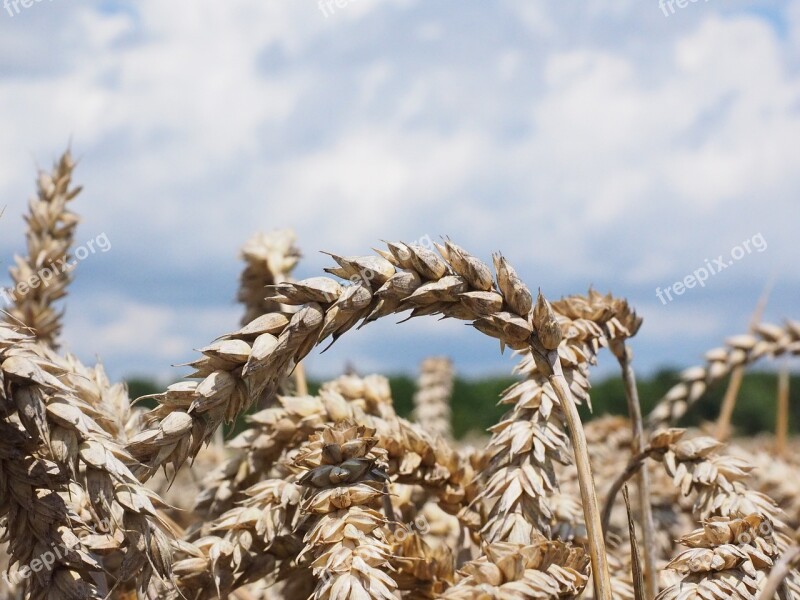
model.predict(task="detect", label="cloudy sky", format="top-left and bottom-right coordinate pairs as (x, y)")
top-left (0, 0), bottom-right (797, 384)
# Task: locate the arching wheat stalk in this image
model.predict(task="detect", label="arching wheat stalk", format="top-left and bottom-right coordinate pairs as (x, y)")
top-left (127, 240), bottom-right (617, 598)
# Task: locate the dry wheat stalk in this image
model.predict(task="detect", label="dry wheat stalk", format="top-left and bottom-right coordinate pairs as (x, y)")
top-left (647, 322), bottom-right (800, 430)
top-left (412, 357), bottom-right (454, 440)
top-left (125, 240), bottom-right (549, 479)
top-left (757, 542), bottom-right (800, 600)
top-left (5, 151), bottom-right (81, 349)
top-left (713, 284), bottom-right (772, 441)
top-left (552, 417), bottom-right (642, 599)
top-left (603, 429), bottom-right (784, 530)
top-left (599, 427), bottom-right (800, 595)
top-left (472, 290), bottom-right (640, 597)
top-left (775, 362), bottom-right (790, 457)
top-left (610, 338), bottom-right (658, 599)
top-left (166, 477), bottom-right (304, 599)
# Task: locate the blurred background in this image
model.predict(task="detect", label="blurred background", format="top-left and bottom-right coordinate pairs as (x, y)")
top-left (0, 1), bottom-right (798, 434)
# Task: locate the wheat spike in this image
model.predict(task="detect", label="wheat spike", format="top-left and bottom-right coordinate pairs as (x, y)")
top-left (656, 515), bottom-right (779, 600)
top-left (126, 240), bottom-right (540, 477)
top-left (5, 151), bottom-right (81, 349)
top-left (0, 326), bottom-right (101, 599)
top-left (195, 374), bottom-right (476, 527)
top-left (238, 230), bottom-right (301, 326)
top-left (292, 424), bottom-right (398, 600)
top-left (647, 322), bottom-right (800, 429)
top-left (16, 341), bottom-right (175, 594)
top-left (412, 357), bottom-right (454, 439)
top-left (440, 540), bottom-right (590, 599)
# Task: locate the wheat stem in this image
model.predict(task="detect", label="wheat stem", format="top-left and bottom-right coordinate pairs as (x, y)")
top-left (714, 367), bottom-right (745, 441)
top-left (602, 450), bottom-right (651, 533)
top-left (776, 361), bottom-right (790, 457)
top-left (543, 347), bottom-right (613, 600)
top-left (612, 340), bottom-right (658, 600)
top-left (293, 361), bottom-right (309, 395)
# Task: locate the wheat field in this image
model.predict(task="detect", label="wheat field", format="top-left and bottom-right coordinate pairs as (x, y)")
top-left (0, 151), bottom-right (798, 600)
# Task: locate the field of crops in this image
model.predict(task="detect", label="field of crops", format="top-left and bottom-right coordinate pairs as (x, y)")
top-left (0, 151), bottom-right (798, 600)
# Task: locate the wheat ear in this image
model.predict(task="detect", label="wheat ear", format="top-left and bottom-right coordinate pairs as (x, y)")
top-left (5, 150), bottom-right (81, 348)
top-left (127, 240), bottom-right (630, 596)
top-left (238, 229), bottom-right (301, 326)
top-left (125, 240), bottom-right (546, 476)
top-left (656, 515), bottom-right (780, 600)
top-left (0, 326), bottom-right (102, 598)
top-left (16, 341), bottom-right (174, 593)
top-left (412, 357), bottom-right (454, 439)
top-left (292, 424), bottom-right (397, 600)
top-left (646, 322), bottom-right (800, 430)
top-left (775, 362), bottom-right (790, 457)
top-left (605, 429), bottom-right (785, 527)
top-left (465, 291), bottom-right (637, 595)
top-left (439, 541), bottom-right (590, 599)
top-left (196, 375), bottom-right (476, 525)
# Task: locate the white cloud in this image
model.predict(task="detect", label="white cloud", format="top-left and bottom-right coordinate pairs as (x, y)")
top-left (61, 293), bottom-right (239, 380)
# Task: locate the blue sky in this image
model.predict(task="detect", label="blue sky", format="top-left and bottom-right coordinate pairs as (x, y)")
top-left (0, 1), bottom-right (798, 383)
